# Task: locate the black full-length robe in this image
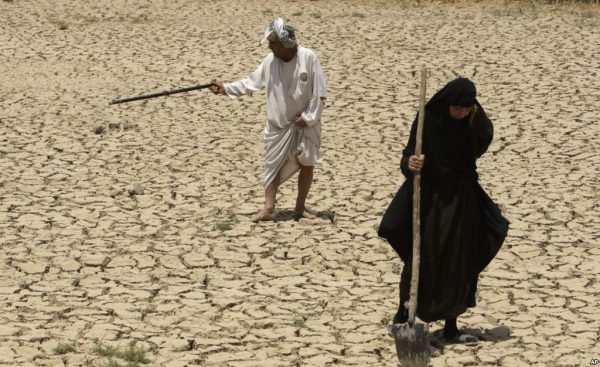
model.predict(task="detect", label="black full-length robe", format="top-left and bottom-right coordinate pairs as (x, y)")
top-left (378, 78), bottom-right (509, 322)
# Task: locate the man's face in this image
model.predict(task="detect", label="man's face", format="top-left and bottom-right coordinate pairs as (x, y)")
top-left (267, 32), bottom-right (286, 58)
top-left (449, 105), bottom-right (473, 120)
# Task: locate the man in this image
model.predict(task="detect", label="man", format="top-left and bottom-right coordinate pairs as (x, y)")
top-left (210, 18), bottom-right (327, 222)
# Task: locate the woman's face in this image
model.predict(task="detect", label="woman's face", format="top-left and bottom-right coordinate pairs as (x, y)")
top-left (449, 105), bottom-right (473, 120)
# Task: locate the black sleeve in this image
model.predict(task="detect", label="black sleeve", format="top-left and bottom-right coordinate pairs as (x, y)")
top-left (470, 104), bottom-right (494, 158)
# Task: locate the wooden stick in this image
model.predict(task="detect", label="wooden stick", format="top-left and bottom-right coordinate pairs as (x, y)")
top-left (109, 82), bottom-right (212, 105)
top-left (408, 67), bottom-right (427, 325)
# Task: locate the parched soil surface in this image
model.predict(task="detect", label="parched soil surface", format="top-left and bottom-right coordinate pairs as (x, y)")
top-left (1, 0), bottom-right (598, 366)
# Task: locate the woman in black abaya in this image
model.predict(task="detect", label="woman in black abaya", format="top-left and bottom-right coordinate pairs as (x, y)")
top-left (378, 77), bottom-right (509, 343)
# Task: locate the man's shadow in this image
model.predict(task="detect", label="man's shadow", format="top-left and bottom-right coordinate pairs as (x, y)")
top-left (274, 209), bottom-right (336, 223)
top-left (430, 325), bottom-right (512, 352)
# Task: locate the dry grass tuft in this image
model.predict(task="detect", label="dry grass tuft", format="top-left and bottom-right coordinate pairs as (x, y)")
top-left (215, 220), bottom-right (233, 231)
top-left (53, 342), bottom-right (76, 355)
top-left (93, 340), bottom-right (150, 366)
top-left (49, 19), bottom-right (69, 30)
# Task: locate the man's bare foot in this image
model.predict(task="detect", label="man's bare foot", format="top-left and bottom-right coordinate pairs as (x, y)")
top-left (295, 208), bottom-right (317, 220)
top-left (252, 208), bottom-right (276, 222)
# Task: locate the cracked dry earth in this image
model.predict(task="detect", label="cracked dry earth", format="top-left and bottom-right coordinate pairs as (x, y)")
top-left (1, 0), bottom-right (599, 366)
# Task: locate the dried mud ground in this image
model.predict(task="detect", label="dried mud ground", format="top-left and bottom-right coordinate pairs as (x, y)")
top-left (1, 0), bottom-right (599, 366)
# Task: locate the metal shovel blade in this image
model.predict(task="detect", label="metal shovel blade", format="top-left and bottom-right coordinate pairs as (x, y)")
top-left (389, 322), bottom-right (430, 366)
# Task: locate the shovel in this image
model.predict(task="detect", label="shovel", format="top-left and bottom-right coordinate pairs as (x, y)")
top-left (389, 67), bottom-right (430, 366)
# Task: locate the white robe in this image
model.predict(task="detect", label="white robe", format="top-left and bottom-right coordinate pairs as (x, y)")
top-left (224, 47), bottom-right (327, 188)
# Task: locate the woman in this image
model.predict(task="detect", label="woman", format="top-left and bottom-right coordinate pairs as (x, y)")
top-left (378, 77), bottom-right (509, 343)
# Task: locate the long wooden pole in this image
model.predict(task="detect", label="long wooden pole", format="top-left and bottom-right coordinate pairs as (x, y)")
top-left (408, 67), bottom-right (427, 325)
top-left (109, 82), bottom-right (212, 105)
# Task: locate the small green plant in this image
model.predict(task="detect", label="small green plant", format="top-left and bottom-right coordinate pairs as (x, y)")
top-left (352, 12), bottom-right (366, 18)
top-left (53, 342), bottom-right (76, 354)
top-left (56, 20), bottom-right (68, 30)
top-left (93, 339), bottom-right (119, 358)
top-left (121, 342), bottom-right (150, 364)
top-left (311, 12), bottom-right (322, 19)
top-left (215, 220), bottom-right (233, 231)
top-left (130, 15), bottom-right (148, 24)
top-left (374, 245), bottom-right (388, 254)
top-left (49, 19), bottom-right (69, 30)
top-left (577, 11), bottom-right (598, 27)
top-left (83, 16), bottom-right (99, 24)
top-left (104, 360), bottom-right (141, 367)
top-left (293, 318), bottom-right (305, 327)
top-left (580, 10), bottom-right (595, 18)
top-left (93, 340), bottom-right (150, 366)
top-left (292, 11), bottom-right (303, 16)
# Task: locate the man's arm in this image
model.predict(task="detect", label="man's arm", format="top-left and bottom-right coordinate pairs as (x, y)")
top-left (209, 82), bottom-right (227, 95)
top-left (223, 57), bottom-right (268, 99)
top-left (297, 54), bottom-right (327, 127)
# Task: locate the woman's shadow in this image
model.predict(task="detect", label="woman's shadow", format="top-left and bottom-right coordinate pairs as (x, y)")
top-left (430, 325), bottom-right (512, 351)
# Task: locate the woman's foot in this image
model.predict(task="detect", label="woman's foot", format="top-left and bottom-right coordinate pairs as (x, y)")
top-left (443, 318), bottom-right (460, 339)
top-left (443, 318), bottom-right (478, 345)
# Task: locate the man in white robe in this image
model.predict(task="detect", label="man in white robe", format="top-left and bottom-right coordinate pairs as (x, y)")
top-left (210, 18), bottom-right (327, 222)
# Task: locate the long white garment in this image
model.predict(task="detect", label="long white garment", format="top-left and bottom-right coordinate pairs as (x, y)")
top-left (224, 47), bottom-right (327, 188)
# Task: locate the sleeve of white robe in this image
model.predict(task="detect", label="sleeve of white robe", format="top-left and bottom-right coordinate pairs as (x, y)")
top-left (224, 57), bottom-right (268, 99)
top-left (301, 54), bottom-right (327, 127)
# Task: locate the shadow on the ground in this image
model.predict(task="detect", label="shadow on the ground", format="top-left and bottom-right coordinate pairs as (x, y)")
top-left (429, 325), bottom-right (512, 352)
top-left (274, 209), bottom-right (336, 223)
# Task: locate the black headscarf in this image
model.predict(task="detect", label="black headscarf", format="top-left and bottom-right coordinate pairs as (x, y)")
top-left (403, 77), bottom-right (488, 178)
top-left (432, 77), bottom-right (477, 109)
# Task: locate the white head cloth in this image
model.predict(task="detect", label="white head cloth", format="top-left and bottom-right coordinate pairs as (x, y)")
top-left (261, 18), bottom-right (298, 48)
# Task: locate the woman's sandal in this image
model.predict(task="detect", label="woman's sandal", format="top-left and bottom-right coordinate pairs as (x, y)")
top-left (456, 333), bottom-right (479, 346)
